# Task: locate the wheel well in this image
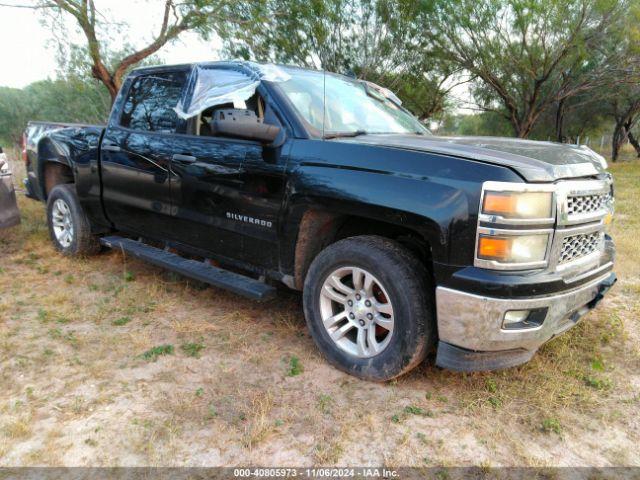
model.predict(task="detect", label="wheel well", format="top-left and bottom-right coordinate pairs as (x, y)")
top-left (294, 209), bottom-right (433, 289)
top-left (43, 162), bottom-right (74, 198)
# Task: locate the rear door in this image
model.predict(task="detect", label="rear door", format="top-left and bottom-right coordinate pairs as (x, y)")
top-left (100, 69), bottom-right (188, 238)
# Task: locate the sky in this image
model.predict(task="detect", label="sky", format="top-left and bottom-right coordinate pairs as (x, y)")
top-left (0, 0), bottom-right (223, 89)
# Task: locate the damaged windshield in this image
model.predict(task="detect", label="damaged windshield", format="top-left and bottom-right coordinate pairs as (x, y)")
top-left (277, 69), bottom-right (430, 138)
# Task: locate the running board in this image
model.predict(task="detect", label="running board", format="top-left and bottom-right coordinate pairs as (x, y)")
top-left (100, 236), bottom-right (276, 301)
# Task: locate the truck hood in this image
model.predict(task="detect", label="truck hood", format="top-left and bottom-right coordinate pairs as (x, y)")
top-left (336, 134), bottom-right (607, 182)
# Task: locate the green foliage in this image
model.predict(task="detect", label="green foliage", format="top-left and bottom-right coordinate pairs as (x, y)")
top-left (140, 344), bottom-right (174, 361)
top-left (112, 316), bottom-right (131, 327)
top-left (317, 394), bottom-right (334, 414)
top-left (181, 342), bottom-right (205, 358)
top-left (418, 0), bottom-right (635, 137)
top-left (286, 356), bottom-right (303, 376)
top-left (404, 405), bottom-right (429, 416)
top-left (0, 78), bottom-right (110, 146)
top-left (438, 112), bottom-right (513, 137)
top-left (218, 0), bottom-right (453, 120)
top-left (2, 0), bottom-right (636, 147)
top-left (583, 375), bottom-right (612, 391)
top-left (541, 417), bottom-right (562, 435)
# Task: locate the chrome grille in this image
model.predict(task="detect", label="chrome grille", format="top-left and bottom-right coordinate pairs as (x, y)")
top-left (567, 193), bottom-right (609, 216)
top-left (559, 232), bottom-right (603, 264)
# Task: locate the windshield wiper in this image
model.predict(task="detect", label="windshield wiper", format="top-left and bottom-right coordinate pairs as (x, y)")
top-left (323, 129), bottom-right (368, 139)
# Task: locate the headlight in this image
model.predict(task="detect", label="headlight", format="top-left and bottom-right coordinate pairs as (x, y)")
top-left (476, 182), bottom-right (556, 270)
top-left (482, 191), bottom-right (553, 220)
top-left (477, 233), bottom-right (550, 264)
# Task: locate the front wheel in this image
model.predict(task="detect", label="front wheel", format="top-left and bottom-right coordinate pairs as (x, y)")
top-left (46, 184), bottom-right (100, 256)
top-left (303, 235), bottom-right (435, 381)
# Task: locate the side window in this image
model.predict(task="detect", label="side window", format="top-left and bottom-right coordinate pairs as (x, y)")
top-left (120, 71), bottom-right (187, 133)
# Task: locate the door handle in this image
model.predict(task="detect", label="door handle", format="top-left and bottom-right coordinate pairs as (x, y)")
top-left (172, 154), bottom-right (197, 163)
top-left (103, 145), bottom-right (121, 152)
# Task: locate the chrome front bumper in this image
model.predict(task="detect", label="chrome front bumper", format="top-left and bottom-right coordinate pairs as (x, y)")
top-left (435, 270), bottom-right (616, 370)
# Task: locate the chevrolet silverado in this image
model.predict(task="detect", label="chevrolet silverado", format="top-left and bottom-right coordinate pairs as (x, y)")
top-left (14, 61), bottom-right (616, 380)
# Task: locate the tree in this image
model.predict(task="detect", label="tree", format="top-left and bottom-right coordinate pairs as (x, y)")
top-left (3, 0), bottom-right (236, 103)
top-left (437, 112), bottom-right (513, 137)
top-left (607, 84), bottom-right (640, 160)
top-left (218, 0), bottom-right (456, 120)
top-left (0, 78), bottom-right (110, 144)
top-left (416, 0), bottom-right (632, 138)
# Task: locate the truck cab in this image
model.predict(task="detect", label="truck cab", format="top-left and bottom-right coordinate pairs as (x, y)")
top-left (17, 61), bottom-right (616, 380)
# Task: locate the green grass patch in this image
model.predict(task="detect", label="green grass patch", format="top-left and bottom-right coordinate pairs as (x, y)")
top-left (286, 356), bottom-right (303, 376)
top-left (404, 405), bottom-right (430, 416)
top-left (112, 316), bottom-right (131, 326)
top-left (541, 418), bottom-right (562, 435)
top-left (317, 394), bottom-right (334, 414)
top-left (181, 342), bottom-right (205, 358)
top-left (583, 375), bottom-right (612, 391)
top-left (140, 344), bottom-right (174, 361)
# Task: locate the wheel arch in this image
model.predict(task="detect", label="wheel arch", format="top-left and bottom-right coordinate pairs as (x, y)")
top-left (37, 137), bottom-right (75, 199)
top-left (288, 204), bottom-right (441, 290)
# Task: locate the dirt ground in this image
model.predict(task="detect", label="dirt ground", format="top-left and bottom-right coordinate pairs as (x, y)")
top-left (1, 149), bottom-right (639, 468)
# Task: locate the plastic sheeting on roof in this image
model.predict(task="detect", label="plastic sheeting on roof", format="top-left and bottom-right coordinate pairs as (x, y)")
top-left (362, 80), bottom-right (403, 106)
top-left (174, 63), bottom-right (291, 119)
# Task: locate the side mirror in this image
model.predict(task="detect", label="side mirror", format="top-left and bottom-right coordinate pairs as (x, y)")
top-left (210, 109), bottom-right (281, 144)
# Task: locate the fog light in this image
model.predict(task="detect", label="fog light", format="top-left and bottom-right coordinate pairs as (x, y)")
top-left (503, 310), bottom-right (529, 325)
top-left (502, 308), bottom-right (547, 330)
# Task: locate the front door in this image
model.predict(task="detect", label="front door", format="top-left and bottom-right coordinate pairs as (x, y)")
top-left (167, 134), bottom-right (258, 260)
top-left (168, 77), bottom-right (288, 270)
top-left (100, 69), bottom-right (188, 238)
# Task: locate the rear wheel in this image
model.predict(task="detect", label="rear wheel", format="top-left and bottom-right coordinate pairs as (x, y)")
top-left (303, 235), bottom-right (435, 381)
top-left (46, 184), bottom-right (100, 256)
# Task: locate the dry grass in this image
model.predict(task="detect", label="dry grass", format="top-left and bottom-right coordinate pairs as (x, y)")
top-left (0, 147), bottom-right (639, 467)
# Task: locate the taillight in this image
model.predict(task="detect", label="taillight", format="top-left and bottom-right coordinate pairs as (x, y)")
top-left (21, 133), bottom-right (27, 164)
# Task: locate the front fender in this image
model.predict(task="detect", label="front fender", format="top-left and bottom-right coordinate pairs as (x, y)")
top-left (281, 140), bottom-right (525, 271)
top-left (282, 165), bottom-right (465, 265)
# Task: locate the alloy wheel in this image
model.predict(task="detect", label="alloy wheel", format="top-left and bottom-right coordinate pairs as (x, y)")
top-left (319, 266), bottom-right (394, 358)
top-left (51, 198), bottom-right (74, 248)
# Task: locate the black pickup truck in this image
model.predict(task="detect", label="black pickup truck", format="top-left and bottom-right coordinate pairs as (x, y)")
top-left (15, 61), bottom-right (616, 380)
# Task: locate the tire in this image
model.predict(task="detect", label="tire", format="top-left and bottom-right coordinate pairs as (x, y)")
top-left (46, 184), bottom-right (100, 256)
top-left (303, 235), bottom-right (435, 381)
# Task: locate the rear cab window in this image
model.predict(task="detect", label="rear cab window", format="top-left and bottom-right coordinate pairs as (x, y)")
top-left (120, 71), bottom-right (188, 134)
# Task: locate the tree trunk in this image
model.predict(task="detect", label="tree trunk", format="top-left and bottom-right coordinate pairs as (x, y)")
top-left (91, 65), bottom-right (119, 104)
top-left (516, 122), bottom-right (534, 138)
top-left (555, 99), bottom-right (566, 143)
top-left (628, 131), bottom-right (640, 158)
top-left (611, 122), bottom-right (626, 162)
